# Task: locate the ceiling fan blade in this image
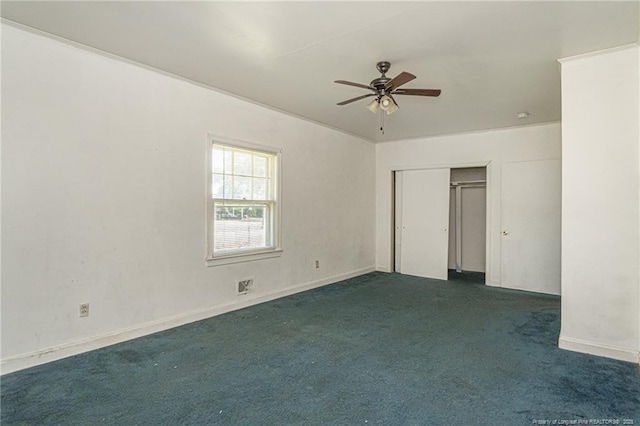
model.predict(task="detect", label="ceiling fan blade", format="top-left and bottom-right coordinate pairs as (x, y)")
top-left (334, 80), bottom-right (374, 90)
top-left (336, 93), bottom-right (376, 106)
top-left (384, 72), bottom-right (416, 91)
top-left (393, 88), bottom-right (441, 97)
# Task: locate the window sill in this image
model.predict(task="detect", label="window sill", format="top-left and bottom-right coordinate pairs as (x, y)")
top-left (206, 249), bottom-right (283, 267)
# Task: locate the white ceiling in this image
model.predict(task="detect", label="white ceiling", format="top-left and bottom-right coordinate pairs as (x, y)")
top-left (2, 1), bottom-right (639, 142)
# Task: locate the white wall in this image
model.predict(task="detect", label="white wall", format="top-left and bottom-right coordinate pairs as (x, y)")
top-left (1, 24), bottom-right (376, 373)
top-left (376, 123), bottom-right (562, 288)
top-left (559, 44), bottom-right (640, 363)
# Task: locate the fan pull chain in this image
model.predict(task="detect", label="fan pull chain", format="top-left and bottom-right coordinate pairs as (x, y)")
top-left (380, 109), bottom-right (385, 135)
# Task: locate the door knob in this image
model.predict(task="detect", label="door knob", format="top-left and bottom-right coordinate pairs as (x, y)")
top-left (502, 230), bottom-right (509, 236)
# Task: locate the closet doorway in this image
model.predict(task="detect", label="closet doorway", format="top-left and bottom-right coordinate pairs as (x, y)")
top-left (448, 167), bottom-right (487, 274)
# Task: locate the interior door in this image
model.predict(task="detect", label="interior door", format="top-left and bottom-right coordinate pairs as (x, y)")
top-left (501, 159), bottom-right (561, 295)
top-left (399, 168), bottom-right (450, 280)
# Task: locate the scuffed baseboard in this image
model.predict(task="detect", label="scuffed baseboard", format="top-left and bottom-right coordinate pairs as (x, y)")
top-left (1, 266), bottom-right (376, 375)
top-left (559, 335), bottom-right (639, 364)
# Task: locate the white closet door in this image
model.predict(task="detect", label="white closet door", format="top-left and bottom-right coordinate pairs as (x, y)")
top-left (501, 159), bottom-right (561, 295)
top-left (400, 168), bottom-right (450, 280)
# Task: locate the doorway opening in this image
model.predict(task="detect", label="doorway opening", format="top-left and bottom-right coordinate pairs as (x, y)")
top-left (448, 167), bottom-right (486, 280)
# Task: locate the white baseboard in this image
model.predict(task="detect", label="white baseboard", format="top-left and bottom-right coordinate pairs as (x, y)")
top-left (559, 335), bottom-right (639, 364)
top-left (376, 265), bottom-right (391, 273)
top-left (486, 280), bottom-right (561, 297)
top-left (1, 266), bottom-right (376, 375)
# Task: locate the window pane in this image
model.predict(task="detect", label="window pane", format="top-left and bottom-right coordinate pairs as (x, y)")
top-left (234, 151), bottom-right (252, 176)
top-left (212, 148), bottom-right (225, 173)
top-left (223, 149), bottom-right (233, 174)
top-left (214, 204), bottom-right (268, 251)
top-left (253, 156), bottom-right (267, 177)
top-left (253, 178), bottom-right (267, 200)
top-left (212, 173), bottom-right (224, 198)
top-left (223, 175), bottom-right (233, 199)
top-left (233, 176), bottom-right (251, 199)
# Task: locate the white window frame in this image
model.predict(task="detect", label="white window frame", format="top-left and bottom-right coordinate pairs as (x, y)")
top-left (206, 134), bottom-right (282, 267)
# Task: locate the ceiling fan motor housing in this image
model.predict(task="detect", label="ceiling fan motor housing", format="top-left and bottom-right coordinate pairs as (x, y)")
top-left (371, 61), bottom-right (392, 94)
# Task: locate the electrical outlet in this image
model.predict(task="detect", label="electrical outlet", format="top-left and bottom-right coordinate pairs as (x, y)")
top-left (315, 260), bottom-right (320, 269)
top-left (237, 278), bottom-right (254, 295)
top-left (79, 303), bottom-right (89, 317)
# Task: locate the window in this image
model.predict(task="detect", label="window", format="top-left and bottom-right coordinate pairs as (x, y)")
top-left (207, 137), bottom-right (281, 265)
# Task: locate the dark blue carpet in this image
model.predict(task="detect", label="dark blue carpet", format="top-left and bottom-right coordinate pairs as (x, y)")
top-left (2, 272), bottom-right (639, 425)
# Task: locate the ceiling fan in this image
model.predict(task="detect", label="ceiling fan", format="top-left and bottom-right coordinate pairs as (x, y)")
top-left (335, 61), bottom-right (441, 115)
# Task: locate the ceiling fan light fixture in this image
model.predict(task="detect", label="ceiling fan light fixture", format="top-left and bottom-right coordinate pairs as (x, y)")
top-left (379, 95), bottom-right (398, 115)
top-left (366, 98), bottom-right (380, 113)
